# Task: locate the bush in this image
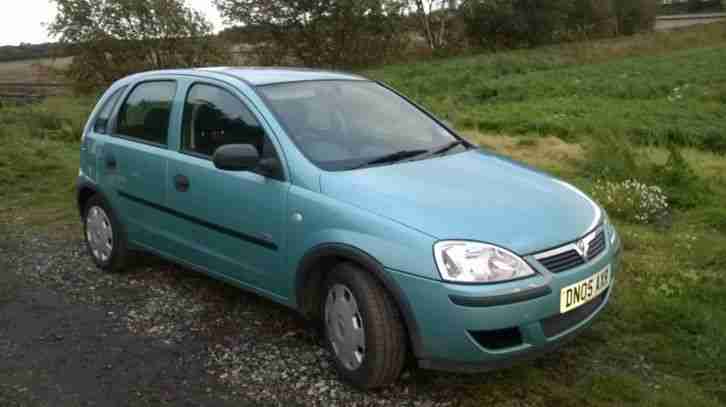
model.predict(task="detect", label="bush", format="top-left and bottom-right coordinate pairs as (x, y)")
top-left (590, 179), bottom-right (669, 224)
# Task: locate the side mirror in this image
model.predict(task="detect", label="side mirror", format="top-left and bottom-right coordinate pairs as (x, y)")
top-left (259, 157), bottom-right (283, 179)
top-left (212, 144), bottom-right (260, 172)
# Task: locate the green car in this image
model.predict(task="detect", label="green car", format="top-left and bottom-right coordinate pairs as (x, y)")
top-left (77, 68), bottom-right (621, 389)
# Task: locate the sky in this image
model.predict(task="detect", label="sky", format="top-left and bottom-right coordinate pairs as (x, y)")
top-left (0, 0), bottom-right (225, 47)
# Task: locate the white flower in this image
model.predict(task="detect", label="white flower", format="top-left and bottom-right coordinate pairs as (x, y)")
top-left (590, 179), bottom-right (669, 224)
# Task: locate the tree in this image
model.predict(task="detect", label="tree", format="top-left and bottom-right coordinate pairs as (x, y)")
top-left (48, 0), bottom-right (227, 91)
top-left (569, 0), bottom-right (617, 37)
top-left (688, 0), bottom-right (704, 12)
top-left (460, 0), bottom-right (574, 48)
top-left (613, 0), bottom-right (656, 35)
top-left (214, 0), bottom-right (407, 68)
top-left (410, 0), bottom-right (453, 50)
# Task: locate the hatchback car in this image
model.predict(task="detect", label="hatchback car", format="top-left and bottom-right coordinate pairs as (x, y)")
top-left (77, 68), bottom-right (621, 389)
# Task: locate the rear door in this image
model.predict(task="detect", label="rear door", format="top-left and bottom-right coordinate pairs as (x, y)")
top-left (100, 80), bottom-right (179, 249)
top-left (163, 81), bottom-right (289, 297)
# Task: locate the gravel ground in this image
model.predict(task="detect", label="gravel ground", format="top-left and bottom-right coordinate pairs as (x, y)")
top-left (0, 225), bottom-right (462, 406)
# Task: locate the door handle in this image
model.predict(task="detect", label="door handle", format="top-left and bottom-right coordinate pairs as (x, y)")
top-left (174, 174), bottom-right (190, 192)
top-left (105, 154), bottom-right (117, 170)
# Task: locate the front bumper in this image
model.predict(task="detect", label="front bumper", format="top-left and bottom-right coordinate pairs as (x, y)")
top-left (390, 240), bottom-right (622, 372)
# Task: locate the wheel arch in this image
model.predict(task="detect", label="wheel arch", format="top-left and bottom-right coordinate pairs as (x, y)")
top-left (295, 243), bottom-right (423, 357)
top-left (77, 180), bottom-right (100, 217)
top-left (76, 180), bottom-right (116, 218)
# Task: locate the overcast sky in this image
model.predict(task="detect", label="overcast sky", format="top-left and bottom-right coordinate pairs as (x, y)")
top-left (0, 0), bottom-right (225, 46)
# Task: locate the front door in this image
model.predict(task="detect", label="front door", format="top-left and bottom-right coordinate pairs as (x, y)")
top-left (163, 82), bottom-right (289, 297)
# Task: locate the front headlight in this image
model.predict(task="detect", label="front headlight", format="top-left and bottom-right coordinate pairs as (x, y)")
top-left (434, 241), bottom-right (536, 283)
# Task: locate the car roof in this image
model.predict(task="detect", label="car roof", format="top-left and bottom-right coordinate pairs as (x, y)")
top-left (128, 67), bottom-right (367, 87)
top-left (206, 67), bottom-right (367, 86)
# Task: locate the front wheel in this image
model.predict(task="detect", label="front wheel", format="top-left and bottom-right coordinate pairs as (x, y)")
top-left (322, 263), bottom-right (407, 389)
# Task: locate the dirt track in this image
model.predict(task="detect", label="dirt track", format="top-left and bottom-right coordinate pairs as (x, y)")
top-left (655, 13), bottom-right (726, 31)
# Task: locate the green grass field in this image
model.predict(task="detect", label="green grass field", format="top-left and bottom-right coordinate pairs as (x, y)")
top-left (1, 23), bottom-right (725, 406)
top-left (369, 22), bottom-right (726, 152)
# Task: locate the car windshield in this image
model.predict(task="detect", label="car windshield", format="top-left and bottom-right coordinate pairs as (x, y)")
top-left (257, 80), bottom-right (465, 171)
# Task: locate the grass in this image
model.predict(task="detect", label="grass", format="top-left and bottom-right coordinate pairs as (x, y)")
top-left (1, 23), bottom-right (726, 406)
top-left (0, 96), bottom-right (92, 226)
top-left (368, 22), bottom-right (726, 152)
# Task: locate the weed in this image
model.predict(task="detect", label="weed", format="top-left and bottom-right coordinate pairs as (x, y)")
top-left (652, 145), bottom-right (711, 209)
top-left (583, 132), bottom-right (643, 180)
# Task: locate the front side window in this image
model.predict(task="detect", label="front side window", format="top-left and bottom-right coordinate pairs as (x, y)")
top-left (93, 86), bottom-right (126, 134)
top-left (117, 81), bottom-right (176, 146)
top-left (181, 84), bottom-right (272, 159)
top-left (258, 80), bottom-right (464, 171)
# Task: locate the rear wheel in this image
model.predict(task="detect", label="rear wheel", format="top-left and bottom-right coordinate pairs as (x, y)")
top-left (83, 194), bottom-right (129, 272)
top-left (322, 263), bottom-right (407, 389)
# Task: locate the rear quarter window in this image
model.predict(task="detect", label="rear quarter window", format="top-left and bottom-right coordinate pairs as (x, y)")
top-left (93, 86), bottom-right (127, 134)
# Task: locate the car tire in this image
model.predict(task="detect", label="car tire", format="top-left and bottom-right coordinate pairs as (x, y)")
top-left (321, 262), bottom-right (407, 389)
top-left (83, 194), bottom-right (129, 272)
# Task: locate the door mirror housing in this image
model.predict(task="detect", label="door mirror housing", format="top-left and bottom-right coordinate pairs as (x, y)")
top-left (213, 144), bottom-right (260, 172)
top-left (259, 157), bottom-right (283, 179)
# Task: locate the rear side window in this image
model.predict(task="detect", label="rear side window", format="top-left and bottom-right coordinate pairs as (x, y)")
top-left (93, 86), bottom-right (126, 134)
top-left (117, 81), bottom-right (176, 146)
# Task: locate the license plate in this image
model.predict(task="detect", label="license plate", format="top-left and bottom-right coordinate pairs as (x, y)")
top-left (560, 266), bottom-right (611, 314)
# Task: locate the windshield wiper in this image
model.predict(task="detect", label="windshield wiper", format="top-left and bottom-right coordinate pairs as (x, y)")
top-left (422, 140), bottom-right (467, 159)
top-left (354, 149), bottom-right (429, 169)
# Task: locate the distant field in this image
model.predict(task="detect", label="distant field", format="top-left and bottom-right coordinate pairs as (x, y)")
top-left (0, 56), bottom-right (72, 83)
top-left (369, 22), bottom-right (726, 152)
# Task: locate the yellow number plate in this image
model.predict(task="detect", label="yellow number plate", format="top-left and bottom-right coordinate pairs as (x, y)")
top-left (560, 266), bottom-right (610, 314)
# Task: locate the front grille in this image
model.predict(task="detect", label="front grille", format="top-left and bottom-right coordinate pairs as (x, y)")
top-left (535, 229), bottom-right (607, 274)
top-left (538, 249), bottom-right (585, 273)
top-left (541, 291), bottom-right (607, 337)
top-left (586, 230), bottom-right (606, 260)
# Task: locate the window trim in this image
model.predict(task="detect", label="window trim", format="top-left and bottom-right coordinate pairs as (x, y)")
top-left (93, 85), bottom-right (127, 135)
top-left (112, 79), bottom-right (178, 149)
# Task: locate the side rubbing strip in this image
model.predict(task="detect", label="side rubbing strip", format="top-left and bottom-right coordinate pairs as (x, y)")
top-left (117, 190), bottom-right (278, 251)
